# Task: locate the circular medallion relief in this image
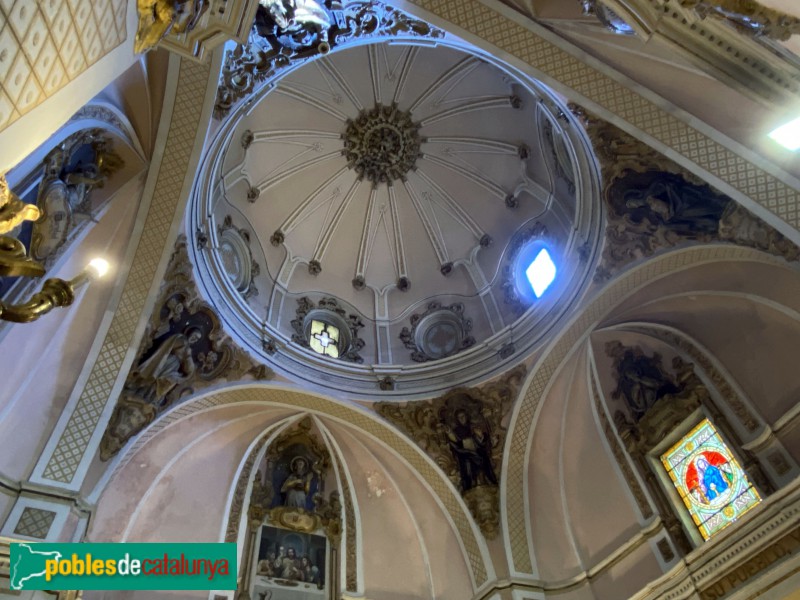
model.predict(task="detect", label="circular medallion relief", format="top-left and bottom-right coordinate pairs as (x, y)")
top-left (415, 310), bottom-right (467, 360)
top-left (218, 228), bottom-right (251, 292)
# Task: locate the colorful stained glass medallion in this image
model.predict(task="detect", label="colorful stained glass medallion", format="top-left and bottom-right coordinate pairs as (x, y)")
top-left (660, 418), bottom-right (761, 540)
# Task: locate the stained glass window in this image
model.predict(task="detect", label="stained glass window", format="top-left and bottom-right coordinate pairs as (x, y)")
top-left (309, 319), bottom-right (340, 358)
top-left (660, 419), bottom-right (761, 540)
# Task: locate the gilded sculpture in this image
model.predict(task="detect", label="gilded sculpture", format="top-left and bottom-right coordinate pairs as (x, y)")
top-left (134, 0), bottom-right (210, 53)
top-left (0, 175), bottom-right (40, 237)
top-left (99, 236), bottom-right (272, 459)
top-left (376, 365), bottom-right (526, 538)
top-left (0, 176), bottom-right (43, 280)
top-left (1, 146), bottom-right (121, 323)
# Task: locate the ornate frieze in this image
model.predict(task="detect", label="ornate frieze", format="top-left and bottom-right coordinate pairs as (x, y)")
top-left (99, 236), bottom-right (272, 460)
top-left (214, 0), bottom-right (444, 118)
top-left (572, 106), bottom-right (800, 281)
top-left (698, 524), bottom-right (800, 599)
top-left (398, 301), bottom-right (475, 363)
top-left (376, 365), bottom-right (526, 538)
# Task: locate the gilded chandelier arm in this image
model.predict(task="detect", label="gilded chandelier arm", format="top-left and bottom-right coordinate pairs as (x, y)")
top-left (0, 278), bottom-right (76, 323)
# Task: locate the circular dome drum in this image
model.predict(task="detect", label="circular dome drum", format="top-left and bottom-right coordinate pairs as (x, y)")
top-left (190, 38), bottom-right (603, 398)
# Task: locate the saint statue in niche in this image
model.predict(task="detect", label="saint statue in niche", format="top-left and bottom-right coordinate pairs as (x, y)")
top-left (443, 408), bottom-right (498, 492)
top-left (281, 456), bottom-right (314, 508)
top-left (607, 342), bottom-right (679, 422)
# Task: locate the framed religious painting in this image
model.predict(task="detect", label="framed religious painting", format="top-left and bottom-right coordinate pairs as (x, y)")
top-left (251, 525), bottom-right (329, 600)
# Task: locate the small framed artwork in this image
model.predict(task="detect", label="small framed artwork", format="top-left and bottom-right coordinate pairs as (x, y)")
top-left (251, 525), bottom-right (329, 600)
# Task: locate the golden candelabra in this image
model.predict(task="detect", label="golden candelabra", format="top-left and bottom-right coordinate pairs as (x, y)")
top-left (0, 175), bottom-right (108, 323)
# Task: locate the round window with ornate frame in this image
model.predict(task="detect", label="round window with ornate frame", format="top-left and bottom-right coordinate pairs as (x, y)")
top-left (303, 309), bottom-right (353, 360)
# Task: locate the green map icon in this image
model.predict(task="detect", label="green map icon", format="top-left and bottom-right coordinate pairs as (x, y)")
top-left (10, 543), bottom-right (62, 590)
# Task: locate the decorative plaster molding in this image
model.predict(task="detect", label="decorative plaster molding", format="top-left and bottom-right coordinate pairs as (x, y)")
top-left (0, 0), bottom-right (128, 133)
top-left (214, 0), bottom-right (445, 119)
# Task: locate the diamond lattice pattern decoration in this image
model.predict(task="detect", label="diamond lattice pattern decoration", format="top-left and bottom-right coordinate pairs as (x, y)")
top-left (661, 418), bottom-right (761, 540)
top-left (0, 0), bottom-right (127, 131)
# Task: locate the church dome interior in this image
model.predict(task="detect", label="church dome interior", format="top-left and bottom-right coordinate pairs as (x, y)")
top-left (1, 1), bottom-right (800, 600)
top-left (191, 40), bottom-right (603, 397)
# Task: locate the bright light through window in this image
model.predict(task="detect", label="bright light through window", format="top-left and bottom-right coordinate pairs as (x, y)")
top-left (525, 248), bottom-right (556, 298)
top-left (769, 116), bottom-right (800, 151)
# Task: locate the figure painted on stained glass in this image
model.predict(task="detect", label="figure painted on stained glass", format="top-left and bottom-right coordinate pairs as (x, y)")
top-left (686, 452), bottom-right (733, 504)
top-left (281, 456), bottom-right (313, 508)
top-left (661, 419), bottom-right (761, 540)
top-left (444, 408), bottom-right (497, 491)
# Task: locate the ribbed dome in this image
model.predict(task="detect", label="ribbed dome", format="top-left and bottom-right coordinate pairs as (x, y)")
top-left (191, 40), bottom-right (603, 398)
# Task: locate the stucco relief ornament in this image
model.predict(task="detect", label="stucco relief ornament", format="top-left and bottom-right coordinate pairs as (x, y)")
top-left (217, 215), bottom-right (261, 300)
top-left (30, 130), bottom-right (124, 267)
top-left (290, 296), bottom-right (366, 363)
top-left (376, 365), bottom-right (526, 538)
top-left (214, 0), bottom-right (444, 118)
top-left (580, 0), bottom-right (636, 34)
top-left (343, 104), bottom-right (422, 184)
top-left (256, 0), bottom-right (336, 52)
top-left (399, 301), bottom-right (475, 363)
top-left (99, 236), bottom-right (272, 460)
top-left (680, 0), bottom-right (800, 41)
top-left (570, 104), bottom-right (800, 281)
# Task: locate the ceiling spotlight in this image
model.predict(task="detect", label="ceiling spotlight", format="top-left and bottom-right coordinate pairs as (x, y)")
top-left (525, 248), bottom-right (557, 298)
top-left (768, 116), bottom-right (800, 151)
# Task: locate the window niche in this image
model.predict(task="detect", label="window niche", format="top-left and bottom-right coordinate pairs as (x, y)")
top-left (290, 297), bottom-right (366, 363)
top-left (605, 341), bottom-right (774, 554)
